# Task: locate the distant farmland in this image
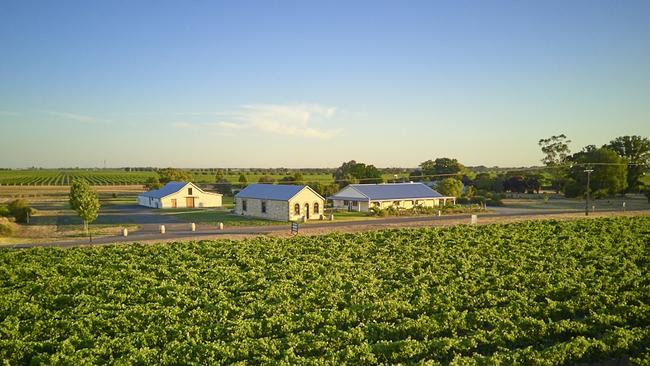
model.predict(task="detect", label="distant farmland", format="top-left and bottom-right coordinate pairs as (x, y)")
top-left (0, 170), bottom-right (156, 186)
top-left (0, 170), bottom-right (411, 186)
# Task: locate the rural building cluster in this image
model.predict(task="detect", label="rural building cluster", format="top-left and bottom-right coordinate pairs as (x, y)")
top-left (137, 181), bottom-right (453, 222)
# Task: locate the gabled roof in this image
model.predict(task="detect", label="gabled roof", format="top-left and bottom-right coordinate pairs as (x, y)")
top-left (236, 184), bottom-right (322, 201)
top-left (138, 181), bottom-right (221, 199)
top-left (139, 182), bottom-right (188, 199)
top-left (328, 182), bottom-right (446, 201)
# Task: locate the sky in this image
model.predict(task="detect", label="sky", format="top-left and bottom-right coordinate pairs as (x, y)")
top-left (1, 0), bottom-right (649, 168)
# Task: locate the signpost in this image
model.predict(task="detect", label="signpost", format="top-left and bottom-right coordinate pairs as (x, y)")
top-left (291, 222), bottom-right (299, 235)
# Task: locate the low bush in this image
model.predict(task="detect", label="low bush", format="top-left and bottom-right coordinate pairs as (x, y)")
top-left (7, 199), bottom-right (34, 223)
top-left (0, 205), bottom-right (9, 217)
top-left (0, 217), bottom-right (15, 236)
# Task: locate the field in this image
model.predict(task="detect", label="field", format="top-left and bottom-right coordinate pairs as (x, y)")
top-left (0, 170), bottom-right (156, 186)
top-left (0, 169), bottom-right (412, 186)
top-left (0, 217), bottom-right (648, 364)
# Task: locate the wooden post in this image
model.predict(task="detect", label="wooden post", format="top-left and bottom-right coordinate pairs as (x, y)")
top-left (218, 222), bottom-right (224, 230)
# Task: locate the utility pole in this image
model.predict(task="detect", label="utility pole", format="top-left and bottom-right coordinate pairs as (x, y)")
top-left (584, 169), bottom-right (593, 216)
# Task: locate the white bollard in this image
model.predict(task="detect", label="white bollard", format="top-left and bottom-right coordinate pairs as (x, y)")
top-left (303, 215), bottom-right (308, 223)
top-left (218, 222), bottom-right (224, 230)
top-left (330, 214), bottom-right (334, 221)
top-left (160, 225), bottom-right (166, 234)
top-left (622, 202), bottom-right (626, 211)
top-left (437, 210), bottom-right (442, 217)
top-left (190, 223), bottom-right (196, 232)
top-left (470, 215), bottom-right (478, 225)
top-left (592, 205), bottom-right (595, 212)
top-left (122, 228), bottom-right (128, 237)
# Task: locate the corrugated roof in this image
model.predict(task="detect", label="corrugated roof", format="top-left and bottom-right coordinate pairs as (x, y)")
top-left (139, 181), bottom-right (188, 199)
top-left (235, 184), bottom-right (308, 201)
top-left (329, 183), bottom-right (445, 200)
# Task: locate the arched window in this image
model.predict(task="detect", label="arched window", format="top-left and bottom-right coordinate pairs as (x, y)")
top-left (314, 202), bottom-right (319, 214)
top-left (294, 203), bottom-right (300, 215)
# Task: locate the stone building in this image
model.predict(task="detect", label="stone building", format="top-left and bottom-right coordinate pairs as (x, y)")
top-left (234, 184), bottom-right (326, 221)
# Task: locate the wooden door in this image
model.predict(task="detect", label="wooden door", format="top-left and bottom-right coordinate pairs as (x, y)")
top-left (171, 199), bottom-right (177, 208)
top-left (186, 197), bottom-right (195, 208)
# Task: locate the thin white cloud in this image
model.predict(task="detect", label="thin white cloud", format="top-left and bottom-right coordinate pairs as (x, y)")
top-left (46, 111), bottom-right (100, 124)
top-left (227, 104), bottom-right (339, 139)
top-left (172, 122), bottom-right (194, 129)
top-left (207, 121), bottom-right (246, 129)
top-left (0, 110), bottom-right (20, 116)
top-left (172, 104), bottom-right (340, 139)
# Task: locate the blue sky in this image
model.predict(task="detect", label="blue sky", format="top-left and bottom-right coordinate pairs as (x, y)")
top-left (1, 0), bottom-right (649, 168)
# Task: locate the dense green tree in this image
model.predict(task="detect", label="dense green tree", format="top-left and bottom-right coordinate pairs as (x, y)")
top-left (504, 176), bottom-right (527, 193)
top-left (539, 134), bottom-right (572, 166)
top-left (565, 147), bottom-right (628, 198)
top-left (238, 174), bottom-right (248, 185)
top-left (539, 134), bottom-right (572, 193)
top-left (258, 176), bottom-right (276, 184)
top-left (333, 161), bottom-right (383, 186)
top-left (278, 173), bottom-right (304, 185)
top-left (307, 182), bottom-right (340, 198)
top-left (157, 168), bottom-right (192, 184)
top-left (437, 178), bottom-right (463, 197)
top-left (144, 176), bottom-right (162, 190)
top-left (214, 169), bottom-right (226, 183)
top-left (69, 179), bottom-right (100, 237)
top-left (606, 135), bottom-right (650, 193)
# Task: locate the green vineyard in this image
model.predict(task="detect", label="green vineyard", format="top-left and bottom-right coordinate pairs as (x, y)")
top-left (0, 217), bottom-right (648, 364)
top-left (0, 170), bottom-right (157, 186)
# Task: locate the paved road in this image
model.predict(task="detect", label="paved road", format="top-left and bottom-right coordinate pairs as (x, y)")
top-left (10, 208), bottom-right (628, 249)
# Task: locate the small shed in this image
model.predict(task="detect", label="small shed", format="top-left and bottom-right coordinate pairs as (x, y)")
top-left (234, 184), bottom-right (326, 221)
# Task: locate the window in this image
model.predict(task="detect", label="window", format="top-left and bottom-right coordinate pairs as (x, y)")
top-left (414, 200), bottom-right (419, 205)
top-left (314, 202), bottom-right (319, 214)
top-left (188, 187), bottom-right (193, 195)
top-left (294, 203), bottom-right (300, 215)
top-left (352, 201), bottom-right (358, 206)
top-left (242, 199), bottom-right (247, 211)
top-left (373, 202), bottom-right (380, 207)
top-left (261, 201), bottom-right (267, 213)
top-left (393, 201), bottom-right (400, 206)
top-left (343, 200), bottom-right (349, 206)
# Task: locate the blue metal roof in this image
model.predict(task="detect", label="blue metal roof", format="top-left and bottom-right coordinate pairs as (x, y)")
top-left (139, 181), bottom-right (188, 199)
top-left (329, 183), bottom-right (445, 201)
top-left (236, 184), bottom-right (309, 201)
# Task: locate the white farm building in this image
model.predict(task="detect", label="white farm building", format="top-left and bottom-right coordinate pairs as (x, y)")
top-left (328, 182), bottom-right (455, 212)
top-left (137, 182), bottom-right (222, 209)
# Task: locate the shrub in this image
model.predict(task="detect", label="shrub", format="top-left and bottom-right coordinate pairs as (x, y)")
top-left (0, 205), bottom-right (9, 217)
top-left (0, 217), bottom-right (15, 236)
top-left (591, 189), bottom-right (610, 199)
top-left (7, 199), bottom-right (34, 223)
top-left (111, 193), bottom-right (118, 199)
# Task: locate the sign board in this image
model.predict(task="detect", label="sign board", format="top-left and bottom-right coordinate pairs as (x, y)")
top-left (290, 222), bottom-right (299, 235)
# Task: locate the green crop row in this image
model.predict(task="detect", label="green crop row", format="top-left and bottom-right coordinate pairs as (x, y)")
top-left (0, 171), bottom-right (157, 186)
top-left (0, 217), bottom-right (648, 364)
